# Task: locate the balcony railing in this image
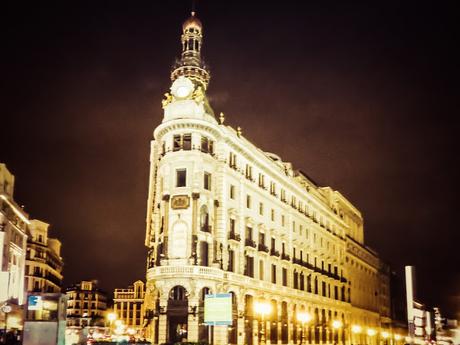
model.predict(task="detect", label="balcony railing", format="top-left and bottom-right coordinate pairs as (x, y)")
top-left (200, 225), bottom-right (212, 233)
top-left (281, 253), bottom-right (291, 261)
top-left (245, 239), bottom-right (257, 248)
top-left (270, 249), bottom-right (280, 257)
top-left (228, 231), bottom-right (241, 242)
top-left (257, 243), bottom-right (269, 253)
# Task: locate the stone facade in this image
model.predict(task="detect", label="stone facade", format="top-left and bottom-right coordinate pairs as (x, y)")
top-left (113, 280), bottom-right (146, 338)
top-left (144, 13), bottom-right (393, 345)
top-left (25, 219), bottom-right (63, 293)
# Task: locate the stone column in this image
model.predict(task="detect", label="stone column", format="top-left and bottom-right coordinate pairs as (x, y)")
top-left (162, 194), bottom-right (170, 258)
top-left (187, 299), bottom-right (199, 342)
top-left (288, 303), bottom-right (294, 345)
top-left (214, 325), bottom-right (229, 345)
top-left (191, 193), bottom-right (200, 264)
top-left (158, 297), bottom-right (168, 345)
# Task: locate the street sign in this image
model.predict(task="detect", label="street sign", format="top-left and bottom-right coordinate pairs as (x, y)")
top-left (204, 293), bottom-right (232, 326)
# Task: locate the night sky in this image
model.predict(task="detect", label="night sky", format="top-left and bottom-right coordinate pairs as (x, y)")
top-left (2, 2), bottom-right (459, 317)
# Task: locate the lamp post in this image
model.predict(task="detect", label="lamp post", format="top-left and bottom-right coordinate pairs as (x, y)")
top-left (297, 312), bottom-right (312, 345)
top-left (332, 320), bottom-right (343, 345)
top-left (107, 312), bottom-right (116, 339)
top-left (367, 328), bottom-right (376, 345)
top-left (254, 301), bottom-right (271, 345)
top-left (351, 325), bottom-right (362, 345)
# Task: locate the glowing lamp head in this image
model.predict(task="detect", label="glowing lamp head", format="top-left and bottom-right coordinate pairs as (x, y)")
top-left (107, 312), bottom-right (116, 322)
top-left (382, 331), bottom-right (390, 339)
top-left (297, 312), bottom-right (312, 324)
top-left (254, 301), bottom-right (271, 317)
top-left (367, 329), bottom-right (376, 336)
top-left (395, 334), bottom-right (402, 341)
top-left (332, 320), bottom-right (343, 329)
top-left (352, 325), bottom-right (362, 334)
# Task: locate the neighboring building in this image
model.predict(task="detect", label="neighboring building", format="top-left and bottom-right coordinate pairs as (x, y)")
top-left (0, 164), bottom-right (29, 331)
top-left (66, 280), bottom-right (108, 327)
top-left (25, 219), bottom-right (63, 293)
top-left (113, 280), bottom-right (146, 338)
top-left (143, 12), bottom-right (394, 345)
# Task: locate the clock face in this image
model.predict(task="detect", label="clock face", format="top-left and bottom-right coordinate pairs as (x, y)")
top-left (171, 76), bottom-right (194, 99)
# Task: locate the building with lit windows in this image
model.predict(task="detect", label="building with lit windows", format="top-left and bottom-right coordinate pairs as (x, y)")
top-left (66, 280), bottom-right (108, 327)
top-left (113, 280), bottom-right (146, 338)
top-left (143, 12), bottom-right (394, 345)
top-left (25, 219), bottom-right (63, 293)
top-left (0, 164), bottom-right (29, 331)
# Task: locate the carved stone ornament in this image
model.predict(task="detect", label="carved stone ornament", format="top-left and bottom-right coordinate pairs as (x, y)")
top-left (171, 195), bottom-right (190, 209)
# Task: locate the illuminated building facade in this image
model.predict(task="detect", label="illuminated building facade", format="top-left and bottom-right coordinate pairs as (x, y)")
top-left (0, 164), bottom-right (29, 331)
top-left (144, 13), bottom-right (393, 345)
top-left (25, 219), bottom-right (63, 293)
top-left (113, 280), bottom-right (146, 338)
top-left (66, 280), bottom-right (108, 327)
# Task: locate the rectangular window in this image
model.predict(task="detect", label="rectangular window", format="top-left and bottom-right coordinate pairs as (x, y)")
top-left (281, 215), bottom-right (285, 226)
top-left (204, 172), bottom-right (211, 190)
top-left (259, 260), bottom-right (264, 280)
top-left (258, 173), bottom-right (265, 188)
top-left (246, 195), bottom-right (251, 208)
top-left (271, 237), bottom-right (276, 250)
top-left (201, 136), bottom-right (209, 153)
top-left (245, 256), bottom-right (254, 278)
top-left (259, 232), bottom-right (265, 246)
top-left (183, 134), bottom-right (192, 150)
top-left (173, 135), bottom-right (181, 151)
top-left (245, 226), bottom-right (253, 240)
top-left (176, 169), bottom-right (186, 187)
top-left (282, 268), bottom-right (288, 287)
top-left (228, 250), bottom-right (234, 272)
top-left (245, 164), bottom-right (253, 180)
top-left (230, 218), bottom-right (235, 233)
top-left (281, 189), bottom-right (286, 202)
top-left (271, 209), bottom-right (275, 221)
top-left (270, 182), bottom-right (276, 195)
top-left (229, 152), bottom-right (237, 168)
top-left (259, 202), bottom-right (264, 215)
top-left (271, 264), bottom-right (277, 284)
top-left (230, 185), bottom-right (235, 199)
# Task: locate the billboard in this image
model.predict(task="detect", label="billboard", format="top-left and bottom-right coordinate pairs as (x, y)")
top-left (204, 293), bottom-right (232, 326)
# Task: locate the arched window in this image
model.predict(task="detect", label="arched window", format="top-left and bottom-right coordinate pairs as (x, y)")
top-left (169, 286), bottom-right (187, 301)
top-left (200, 205), bottom-right (209, 232)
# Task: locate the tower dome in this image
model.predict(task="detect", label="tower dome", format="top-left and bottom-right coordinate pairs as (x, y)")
top-left (171, 11), bottom-right (210, 90)
top-left (182, 11), bottom-right (202, 31)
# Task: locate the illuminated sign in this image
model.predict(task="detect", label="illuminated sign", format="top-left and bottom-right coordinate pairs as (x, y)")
top-left (28, 295), bottom-right (43, 310)
top-left (204, 293), bottom-right (232, 326)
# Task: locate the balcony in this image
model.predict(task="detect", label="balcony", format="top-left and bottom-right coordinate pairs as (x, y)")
top-left (257, 243), bottom-right (269, 253)
top-left (281, 253), bottom-right (291, 261)
top-left (228, 231), bottom-right (241, 242)
top-left (245, 239), bottom-right (257, 248)
top-left (293, 258), bottom-right (303, 265)
top-left (200, 225), bottom-right (212, 233)
top-left (270, 249), bottom-right (280, 257)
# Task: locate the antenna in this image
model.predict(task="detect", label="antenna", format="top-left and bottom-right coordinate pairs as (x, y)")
top-left (191, 0), bottom-right (196, 16)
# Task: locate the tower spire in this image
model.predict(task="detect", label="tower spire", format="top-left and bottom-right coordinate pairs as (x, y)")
top-left (171, 11), bottom-right (210, 89)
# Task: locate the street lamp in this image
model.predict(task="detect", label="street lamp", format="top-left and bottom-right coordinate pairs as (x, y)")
top-left (352, 324), bottom-right (362, 345)
top-left (332, 320), bottom-right (343, 344)
top-left (297, 312), bottom-right (312, 345)
top-left (254, 301), bottom-right (271, 345)
top-left (107, 312), bottom-right (116, 338)
top-left (367, 328), bottom-right (376, 345)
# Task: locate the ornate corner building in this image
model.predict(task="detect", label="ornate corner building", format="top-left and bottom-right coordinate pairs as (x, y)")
top-left (25, 219), bottom-right (63, 294)
top-left (144, 13), bottom-right (392, 345)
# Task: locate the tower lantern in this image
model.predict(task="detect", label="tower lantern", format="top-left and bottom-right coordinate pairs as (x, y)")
top-left (171, 12), bottom-right (210, 90)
